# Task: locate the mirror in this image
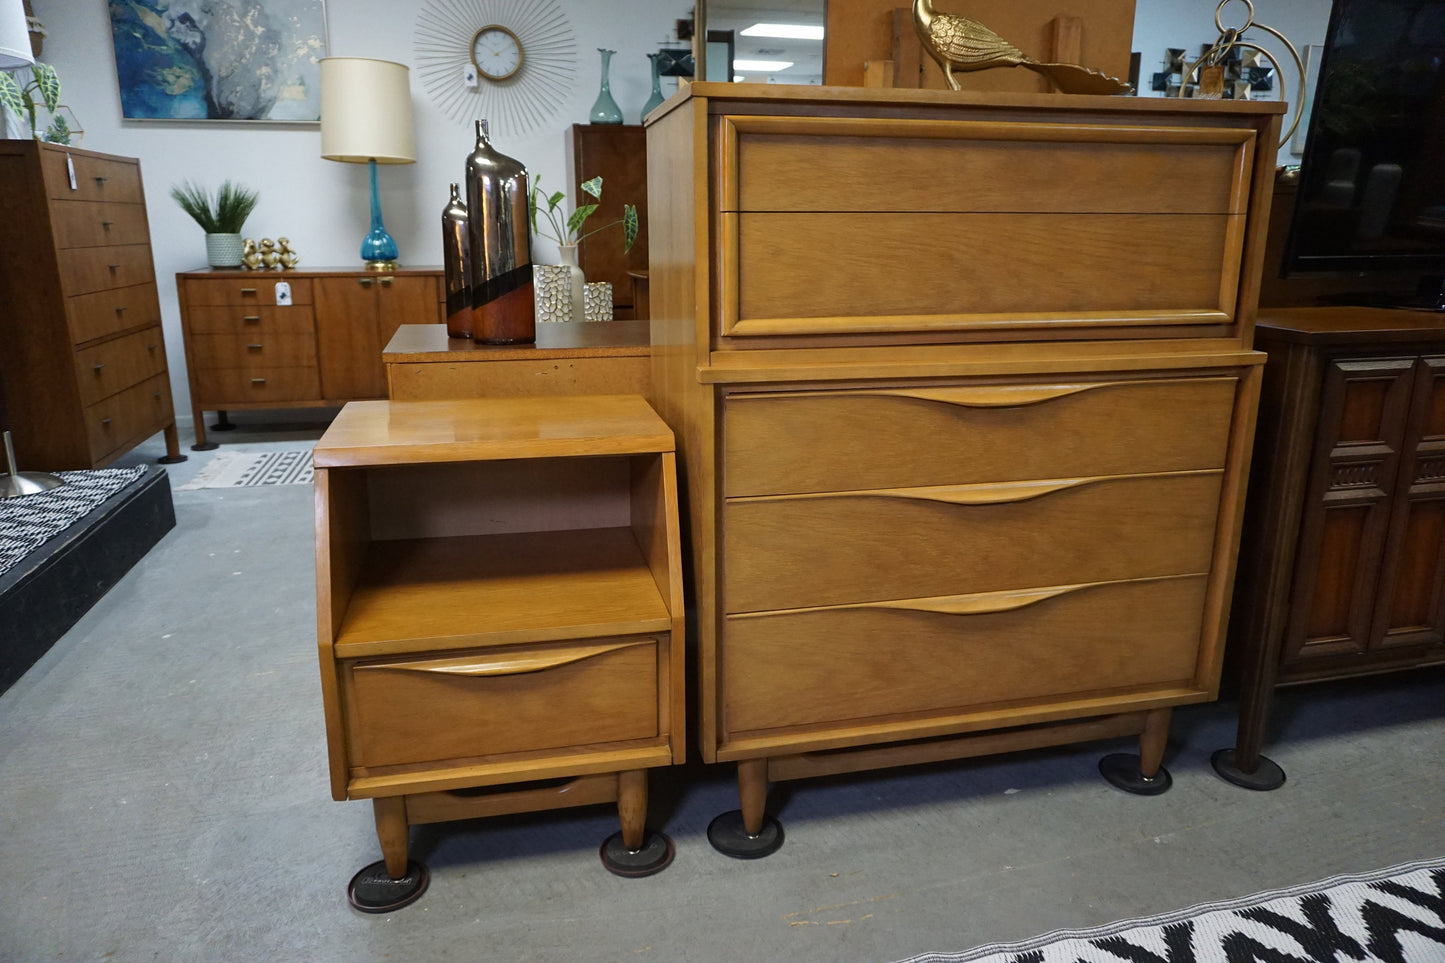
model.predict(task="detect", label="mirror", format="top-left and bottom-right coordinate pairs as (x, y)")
top-left (698, 0), bottom-right (825, 85)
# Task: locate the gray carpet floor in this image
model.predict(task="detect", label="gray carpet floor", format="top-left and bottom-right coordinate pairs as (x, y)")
top-left (2, 419), bottom-right (1442, 962)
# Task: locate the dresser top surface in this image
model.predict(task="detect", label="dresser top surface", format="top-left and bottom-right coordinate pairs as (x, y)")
top-left (1258, 306), bottom-right (1445, 345)
top-left (384, 322), bottom-right (650, 361)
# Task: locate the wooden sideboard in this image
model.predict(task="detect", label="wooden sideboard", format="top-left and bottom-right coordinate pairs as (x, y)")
top-left (1217, 306), bottom-right (1445, 790)
top-left (175, 267), bottom-right (442, 448)
top-left (0, 141), bottom-right (184, 469)
top-left (313, 395), bottom-right (685, 909)
top-left (645, 84), bottom-right (1282, 855)
top-left (383, 320), bottom-right (650, 400)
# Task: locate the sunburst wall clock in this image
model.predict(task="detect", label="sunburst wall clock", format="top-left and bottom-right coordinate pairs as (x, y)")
top-left (414, 0), bottom-right (577, 137)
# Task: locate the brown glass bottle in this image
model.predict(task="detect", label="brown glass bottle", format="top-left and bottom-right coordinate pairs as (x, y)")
top-left (463, 120), bottom-right (535, 344)
top-left (441, 183), bottom-right (471, 338)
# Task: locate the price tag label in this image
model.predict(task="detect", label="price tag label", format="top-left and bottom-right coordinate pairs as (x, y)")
top-left (66, 155), bottom-right (77, 191)
top-left (275, 281), bottom-right (292, 306)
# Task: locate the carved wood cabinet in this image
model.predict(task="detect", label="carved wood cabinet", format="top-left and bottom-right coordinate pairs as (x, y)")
top-left (645, 85), bottom-right (1283, 853)
top-left (1220, 307), bottom-right (1445, 788)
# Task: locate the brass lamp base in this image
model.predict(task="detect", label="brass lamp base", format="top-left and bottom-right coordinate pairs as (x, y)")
top-left (1, 430), bottom-right (64, 499)
top-left (364, 259), bottom-right (398, 272)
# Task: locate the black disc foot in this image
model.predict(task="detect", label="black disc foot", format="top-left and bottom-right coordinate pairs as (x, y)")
top-left (158, 454), bottom-right (188, 464)
top-left (190, 442), bottom-right (220, 451)
top-left (347, 859), bottom-right (429, 913)
top-left (210, 421), bottom-right (237, 432)
top-left (1099, 752), bottom-right (1173, 796)
top-left (1211, 748), bottom-right (1286, 791)
top-left (600, 829), bottom-right (675, 877)
top-left (707, 810), bottom-right (784, 859)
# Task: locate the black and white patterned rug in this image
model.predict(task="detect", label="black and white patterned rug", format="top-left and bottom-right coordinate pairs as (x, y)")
top-left (0, 468), bottom-right (147, 579)
top-left (175, 450), bottom-right (314, 490)
top-left (894, 857), bottom-right (1445, 963)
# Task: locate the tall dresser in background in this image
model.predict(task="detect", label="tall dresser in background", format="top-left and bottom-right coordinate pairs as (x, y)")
top-left (0, 141), bottom-right (184, 470)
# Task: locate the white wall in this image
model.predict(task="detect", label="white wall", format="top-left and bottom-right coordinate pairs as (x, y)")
top-left (28, 0), bottom-right (1334, 427)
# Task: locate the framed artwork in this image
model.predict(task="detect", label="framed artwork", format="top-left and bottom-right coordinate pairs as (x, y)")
top-left (108, 0), bottom-right (329, 122)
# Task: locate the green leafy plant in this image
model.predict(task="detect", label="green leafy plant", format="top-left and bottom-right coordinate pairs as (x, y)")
top-left (528, 175), bottom-right (639, 252)
top-left (169, 180), bottom-right (260, 235)
top-left (0, 63), bottom-right (63, 141)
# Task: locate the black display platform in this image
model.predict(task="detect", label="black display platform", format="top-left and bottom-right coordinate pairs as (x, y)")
top-left (0, 466), bottom-right (175, 695)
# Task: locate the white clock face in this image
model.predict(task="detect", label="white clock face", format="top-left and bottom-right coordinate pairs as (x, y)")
top-left (471, 25), bottom-right (523, 81)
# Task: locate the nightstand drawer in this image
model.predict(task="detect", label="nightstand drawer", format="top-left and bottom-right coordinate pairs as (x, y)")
top-left (725, 377), bottom-right (1237, 497)
top-left (182, 304), bottom-right (316, 336)
top-left (188, 333), bottom-right (317, 370)
top-left (66, 282), bottom-right (161, 345)
top-left (51, 200), bottom-right (150, 249)
top-left (58, 244), bottom-right (154, 296)
top-left (191, 366), bottom-right (321, 404)
top-left (725, 470), bottom-right (1222, 612)
top-left (40, 150), bottom-right (143, 203)
top-left (84, 372), bottom-right (171, 462)
top-left (74, 326), bottom-right (168, 406)
top-left (722, 575), bottom-right (1207, 735)
top-left (182, 277), bottom-right (314, 307)
top-left (343, 637), bottom-right (660, 769)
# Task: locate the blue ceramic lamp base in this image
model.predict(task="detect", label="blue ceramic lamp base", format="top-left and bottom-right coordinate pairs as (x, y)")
top-left (361, 158), bottom-right (400, 272)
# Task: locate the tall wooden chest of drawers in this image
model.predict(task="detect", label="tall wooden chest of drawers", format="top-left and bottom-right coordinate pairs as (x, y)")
top-left (645, 85), bottom-right (1283, 854)
top-left (0, 141), bottom-right (183, 469)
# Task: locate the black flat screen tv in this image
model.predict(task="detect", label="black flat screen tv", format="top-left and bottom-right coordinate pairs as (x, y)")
top-left (1282, 0), bottom-right (1445, 306)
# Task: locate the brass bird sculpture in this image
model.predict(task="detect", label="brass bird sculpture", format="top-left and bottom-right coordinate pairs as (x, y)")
top-left (912, 0), bottom-right (1131, 95)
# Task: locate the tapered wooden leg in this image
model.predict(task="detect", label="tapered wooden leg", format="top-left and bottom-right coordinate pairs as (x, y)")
top-left (1099, 709), bottom-right (1174, 796)
top-left (600, 770), bottom-right (674, 877)
top-left (158, 422), bottom-right (187, 464)
top-left (190, 405), bottom-right (217, 451)
top-left (1139, 707), bottom-right (1171, 779)
top-left (346, 795), bottom-right (428, 913)
top-left (1211, 626), bottom-right (1288, 791)
top-left (706, 757), bottom-right (784, 859)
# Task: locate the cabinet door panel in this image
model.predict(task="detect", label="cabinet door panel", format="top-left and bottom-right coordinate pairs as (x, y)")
top-left (1283, 357), bottom-right (1413, 665)
top-left (315, 275), bottom-right (438, 401)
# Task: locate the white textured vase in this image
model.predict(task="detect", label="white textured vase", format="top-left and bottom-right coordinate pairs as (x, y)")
top-left (205, 233), bottom-right (244, 269)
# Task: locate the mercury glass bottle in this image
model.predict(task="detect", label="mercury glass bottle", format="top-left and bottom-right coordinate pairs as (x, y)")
top-left (641, 52), bottom-right (665, 122)
top-left (590, 48), bottom-right (623, 124)
top-left (441, 183), bottom-right (471, 339)
top-left (463, 119), bottom-right (535, 344)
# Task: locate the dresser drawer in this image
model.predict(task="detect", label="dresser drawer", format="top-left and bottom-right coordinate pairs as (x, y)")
top-left (58, 245), bottom-right (154, 296)
top-left (40, 149), bottom-right (143, 203)
top-left (725, 470), bottom-right (1222, 612)
top-left (50, 200), bottom-right (150, 249)
top-left (191, 366), bottom-right (321, 404)
top-left (725, 377), bottom-right (1237, 497)
top-left (182, 277), bottom-right (314, 307)
top-left (182, 304), bottom-right (316, 336)
top-left (66, 282), bottom-right (161, 345)
top-left (342, 637), bottom-right (660, 769)
top-left (722, 575), bottom-right (1208, 735)
top-left (74, 326), bottom-right (168, 406)
top-left (188, 333), bottom-right (317, 370)
top-left (85, 372), bottom-right (171, 462)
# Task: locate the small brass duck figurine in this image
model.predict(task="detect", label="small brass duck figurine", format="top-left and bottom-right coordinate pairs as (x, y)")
top-left (912, 0), bottom-right (1130, 94)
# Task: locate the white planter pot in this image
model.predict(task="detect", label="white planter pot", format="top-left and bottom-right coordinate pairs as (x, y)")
top-left (205, 233), bottom-right (244, 268)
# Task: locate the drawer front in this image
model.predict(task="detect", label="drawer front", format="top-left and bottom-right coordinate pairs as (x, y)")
top-left (182, 304), bottom-right (316, 336)
top-left (74, 326), bottom-right (168, 407)
top-left (188, 333), bottom-right (317, 370)
top-left (58, 244), bottom-right (154, 296)
top-left (191, 365), bottom-right (321, 404)
top-left (725, 378), bottom-right (1237, 497)
top-left (182, 277), bottom-right (314, 307)
top-left (717, 115), bottom-right (1255, 339)
top-left (40, 149), bottom-right (144, 203)
top-left (343, 638), bottom-right (660, 769)
top-left (66, 282), bottom-right (161, 345)
top-left (51, 200), bottom-right (150, 249)
top-left (725, 470), bottom-right (1222, 612)
top-left (722, 575), bottom-right (1208, 735)
top-left (85, 372), bottom-right (172, 462)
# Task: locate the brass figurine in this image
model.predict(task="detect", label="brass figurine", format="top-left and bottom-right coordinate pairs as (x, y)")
top-left (277, 237), bottom-right (299, 269)
top-left (259, 237), bottom-right (280, 270)
top-left (241, 237), bottom-right (262, 270)
top-left (912, 0), bottom-right (1130, 95)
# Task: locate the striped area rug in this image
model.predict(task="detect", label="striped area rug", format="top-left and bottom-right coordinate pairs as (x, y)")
top-left (893, 857), bottom-right (1445, 963)
top-left (176, 450), bottom-right (313, 490)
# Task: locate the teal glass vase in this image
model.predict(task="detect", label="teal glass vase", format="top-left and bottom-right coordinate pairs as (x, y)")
top-left (641, 52), bottom-right (665, 122)
top-left (590, 48), bottom-right (623, 124)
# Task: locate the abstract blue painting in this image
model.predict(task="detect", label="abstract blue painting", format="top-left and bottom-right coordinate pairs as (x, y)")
top-left (108, 0), bottom-right (328, 121)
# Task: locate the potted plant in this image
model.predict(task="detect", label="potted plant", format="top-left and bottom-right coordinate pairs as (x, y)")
top-left (0, 62), bottom-right (69, 142)
top-left (528, 175), bottom-right (638, 322)
top-left (170, 180), bottom-right (260, 269)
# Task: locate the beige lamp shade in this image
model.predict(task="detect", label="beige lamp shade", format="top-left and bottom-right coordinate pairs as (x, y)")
top-left (319, 57), bottom-right (416, 164)
top-left (0, 0), bottom-right (35, 70)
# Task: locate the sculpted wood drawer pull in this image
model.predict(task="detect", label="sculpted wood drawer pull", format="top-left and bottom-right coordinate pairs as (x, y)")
top-left (847, 476), bottom-right (1106, 506)
top-left (354, 641), bottom-right (646, 679)
top-left (853, 384), bottom-right (1108, 409)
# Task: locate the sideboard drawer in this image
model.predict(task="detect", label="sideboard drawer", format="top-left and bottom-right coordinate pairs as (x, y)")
top-left (40, 150), bottom-right (143, 203)
top-left (84, 372), bottom-right (171, 462)
top-left (725, 470), bottom-right (1222, 612)
top-left (190, 366), bottom-right (321, 404)
top-left (182, 304), bottom-right (316, 336)
top-left (342, 637), bottom-right (660, 769)
top-left (74, 325), bottom-right (168, 406)
top-left (50, 200), bottom-right (150, 249)
top-left (182, 277), bottom-right (314, 307)
top-left (58, 244), bottom-right (155, 296)
top-left (66, 282), bottom-right (161, 345)
top-left (188, 333), bottom-right (317, 370)
top-left (722, 575), bottom-right (1208, 735)
top-left (725, 377), bottom-right (1237, 497)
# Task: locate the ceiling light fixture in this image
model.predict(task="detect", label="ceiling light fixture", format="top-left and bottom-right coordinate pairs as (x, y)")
top-left (732, 59), bottom-right (793, 72)
top-left (740, 23), bottom-right (825, 40)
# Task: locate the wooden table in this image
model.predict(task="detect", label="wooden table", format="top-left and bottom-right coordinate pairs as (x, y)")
top-left (382, 321), bottom-right (651, 401)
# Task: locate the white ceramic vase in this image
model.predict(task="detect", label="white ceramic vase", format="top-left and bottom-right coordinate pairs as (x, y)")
top-left (205, 233), bottom-right (244, 269)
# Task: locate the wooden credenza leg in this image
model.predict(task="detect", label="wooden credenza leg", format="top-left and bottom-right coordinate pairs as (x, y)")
top-left (345, 796), bottom-right (429, 913)
top-left (1099, 708), bottom-right (1175, 796)
top-left (1212, 664), bottom-right (1288, 791)
top-left (190, 404), bottom-right (217, 451)
top-left (705, 758), bottom-right (785, 860)
top-left (158, 422), bottom-right (187, 464)
top-left (600, 769), bottom-right (675, 878)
